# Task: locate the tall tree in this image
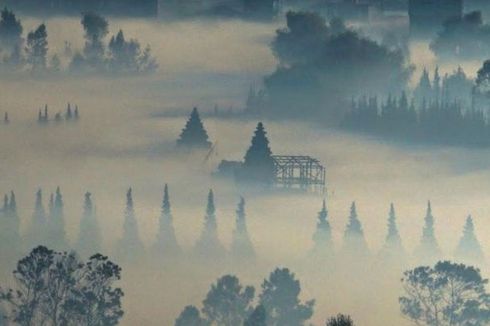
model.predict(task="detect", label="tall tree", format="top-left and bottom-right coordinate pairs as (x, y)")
top-left (0, 8), bottom-right (23, 50)
top-left (176, 108), bottom-right (212, 149)
top-left (48, 187), bottom-right (67, 251)
top-left (202, 275), bottom-right (255, 326)
top-left (25, 24), bottom-right (48, 71)
top-left (455, 215), bottom-right (484, 263)
top-left (76, 192), bottom-right (102, 258)
top-left (152, 184), bottom-right (181, 260)
top-left (241, 122), bottom-right (275, 185)
top-left (311, 199), bottom-right (333, 256)
top-left (400, 261), bottom-right (490, 326)
top-left (342, 202), bottom-right (368, 256)
top-left (114, 188), bottom-right (145, 263)
top-left (230, 197), bottom-right (255, 259)
top-left (415, 201), bottom-right (441, 263)
top-left (194, 190), bottom-right (226, 259)
top-left (259, 268), bottom-right (315, 326)
top-left (0, 191), bottom-right (22, 267)
top-left (379, 203), bottom-right (404, 259)
top-left (26, 189), bottom-right (48, 249)
top-left (81, 12), bottom-right (108, 68)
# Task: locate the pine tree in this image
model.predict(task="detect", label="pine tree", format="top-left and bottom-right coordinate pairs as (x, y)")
top-left (342, 201), bottom-right (368, 256)
top-left (26, 189), bottom-right (48, 249)
top-left (194, 190), bottom-right (226, 259)
top-left (231, 197), bottom-right (255, 259)
top-left (66, 103), bottom-right (72, 120)
top-left (385, 204), bottom-right (403, 249)
top-left (0, 191), bottom-right (22, 266)
top-left (76, 192), bottom-right (102, 258)
top-left (241, 122), bottom-right (275, 185)
top-left (414, 68), bottom-right (432, 105)
top-left (176, 108), bottom-right (212, 149)
top-left (152, 184), bottom-right (181, 260)
top-left (415, 201), bottom-right (441, 263)
top-left (433, 66), bottom-right (441, 103)
top-left (115, 188), bottom-right (145, 263)
top-left (311, 199), bottom-right (333, 256)
top-left (48, 187), bottom-right (67, 250)
top-left (455, 215), bottom-right (484, 263)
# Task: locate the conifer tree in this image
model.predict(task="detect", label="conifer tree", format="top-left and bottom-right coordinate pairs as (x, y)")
top-left (176, 108), bottom-right (212, 149)
top-left (311, 199), bottom-right (333, 256)
top-left (383, 204), bottom-right (404, 251)
top-left (48, 187), bottom-right (67, 250)
top-left (414, 68), bottom-right (432, 104)
top-left (342, 202), bottom-right (368, 256)
top-left (415, 201), bottom-right (441, 263)
top-left (433, 66), bottom-right (441, 103)
top-left (76, 192), bottom-right (102, 258)
top-left (455, 215), bottom-right (484, 263)
top-left (231, 197), bottom-right (255, 259)
top-left (152, 184), bottom-right (181, 259)
top-left (194, 190), bottom-right (226, 259)
top-left (0, 191), bottom-right (22, 266)
top-left (115, 188), bottom-right (145, 263)
top-left (26, 189), bottom-right (48, 249)
top-left (66, 103), bottom-right (72, 120)
top-left (241, 122), bottom-right (275, 185)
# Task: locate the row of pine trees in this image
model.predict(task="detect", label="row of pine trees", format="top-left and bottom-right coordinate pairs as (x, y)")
top-left (0, 186), bottom-right (483, 267)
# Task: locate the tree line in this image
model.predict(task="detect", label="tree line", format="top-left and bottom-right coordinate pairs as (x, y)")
top-left (341, 93), bottom-right (490, 147)
top-left (0, 9), bottom-right (158, 75)
top-left (0, 186), bottom-right (484, 269)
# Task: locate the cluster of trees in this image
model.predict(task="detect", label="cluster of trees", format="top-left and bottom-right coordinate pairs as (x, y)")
top-left (430, 11), bottom-right (490, 60)
top-left (342, 93), bottom-right (490, 147)
top-left (0, 9), bottom-right (157, 75)
top-left (175, 268), bottom-right (353, 326)
top-left (246, 11), bottom-right (412, 121)
top-left (0, 246), bottom-right (124, 326)
top-left (414, 66), bottom-right (474, 108)
top-left (400, 261), bottom-right (490, 326)
top-left (37, 103), bottom-right (80, 124)
top-left (0, 184), bottom-right (484, 271)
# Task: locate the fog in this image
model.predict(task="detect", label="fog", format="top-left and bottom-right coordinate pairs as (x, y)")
top-left (1, 15), bottom-right (490, 326)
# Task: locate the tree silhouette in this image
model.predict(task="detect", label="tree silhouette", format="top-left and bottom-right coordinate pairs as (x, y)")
top-left (25, 24), bottom-right (48, 71)
top-left (312, 199), bottom-right (333, 256)
top-left (326, 314), bottom-right (354, 326)
top-left (455, 215), bottom-right (484, 263)
top-left (231, 197), bottom-right (255, 259)
top-left (26, 189), bottom-right (48, 249)
top-left (244, 305), bottom-right (267, 326)
top-left (153, 184), bottom-right (181, 260)
top-left (342, 202), bottom-right (368, 256)
top-left (81, 12), bottom-right (108, 68)
top-left (76, 192), bottom-right (102, 258)
top-left (202, 275), bottom-right (255, 325)
top-left (0, 246), bottom-right (123, 326)
top-left (414, 68), bottom-right (432, 105)
top-left (176, 108), bottom-right (212, 149)
top-left (379, 203), bottom-right (404, 259)
top-left (0, 191), bottom-right (21, 267)
top-left (240, 122), bottom-right (275, 185)
top-left (114, 188), bottom-right (145, 263)
top-left (259, 268), bottom-right (315, 326)
top-left (175, 306), bottom-right (208, 326)
top-left (0, 8), bottom-right (23, 50)
top-left (415, 201), bottom-right (441, 263)
top-left (400, 261), bottom-right (490, 326)
top-left (194, 190), bottom-right (226, 259)
top-left (48, 187), bottom-right (67, 251)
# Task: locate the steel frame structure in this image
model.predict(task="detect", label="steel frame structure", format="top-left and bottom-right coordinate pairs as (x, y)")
top-left (272, 155), bottom-right (326, 192)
